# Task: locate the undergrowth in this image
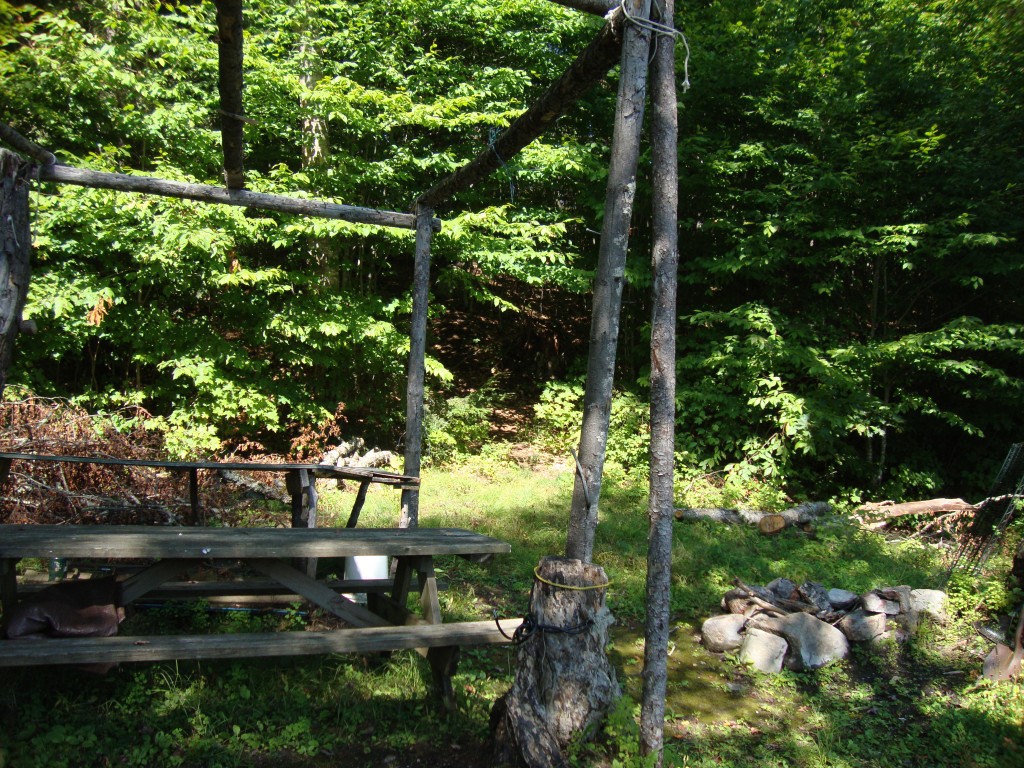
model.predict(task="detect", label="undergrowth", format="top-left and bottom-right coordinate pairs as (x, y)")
top-left (1, 449), bottom-right (1021, 767)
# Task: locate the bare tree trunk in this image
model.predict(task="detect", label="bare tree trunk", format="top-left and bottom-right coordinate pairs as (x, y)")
top-left (490, 557), bottom-right (618, 767)
top-left (565, 0), bottom-right (653, 563)
top-left (400, 205), bottom-right (434, 529)
top-left (639, 1), bottom-right (679, 763)
top-left (214, 0), bottom-right (246, 189)
top-left (0, 150), bottom-right (32, 400)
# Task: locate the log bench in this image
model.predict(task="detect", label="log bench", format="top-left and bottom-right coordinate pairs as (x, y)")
top-left (0, 524), bottom-right (517, 709)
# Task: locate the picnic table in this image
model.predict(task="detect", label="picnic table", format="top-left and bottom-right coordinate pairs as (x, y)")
top-left (0, 454), bottom-right (517, 708)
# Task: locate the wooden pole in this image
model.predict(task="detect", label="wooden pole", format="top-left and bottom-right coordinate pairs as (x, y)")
top-left (0, 123), bottom-right (56, 166)
top-left (546, 0), bottom-right (617, 16)
top-left (31, 163), bottom-right (439, 231)
top-left (0, 150), bottom-right (32, 401)
top-left (214, 0), bottom-right (246, 190)
top-left (400, 204), bottom-right (434, 528)
top-left (416, 9), bottom-right (626, 209)
top-left (639, 0), bottom-right (679, 762)
top-left (565, 0), bottom-right (653, 563)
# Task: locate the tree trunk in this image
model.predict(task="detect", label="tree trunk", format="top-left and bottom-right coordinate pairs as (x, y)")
top-left (214, 0), bottom-right (246, 190)
top-left (640, 0), bottom-right (679, 762)
top-left (490, 557), bottom-right (619, 767)
top-left (566, 0), bottom-right (653, 563)
top-left (0, 149), bottom-right (32, 401)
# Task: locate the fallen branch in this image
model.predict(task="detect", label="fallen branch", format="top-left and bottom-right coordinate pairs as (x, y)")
top-left (675, 501), bottom-right (830, 527)
top-left (857, 494), bottom-right (1022, 529)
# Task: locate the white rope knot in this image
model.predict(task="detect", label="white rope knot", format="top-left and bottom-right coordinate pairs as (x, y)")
top-left (619, 0), bottom-right (692, 92)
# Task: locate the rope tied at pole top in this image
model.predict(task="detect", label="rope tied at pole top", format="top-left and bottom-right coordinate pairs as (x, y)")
top-left (619, 0), bottom-right (692, 92)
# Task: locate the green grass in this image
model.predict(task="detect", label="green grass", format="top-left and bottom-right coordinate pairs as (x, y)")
top-left (1, 451), bottom-right (1022, 767)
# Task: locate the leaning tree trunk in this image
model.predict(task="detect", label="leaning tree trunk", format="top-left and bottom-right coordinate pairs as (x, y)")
top-left (565, 0), bottom-right (653, 564)
top-left (491, 557), bottom-right (619, 767)
top-left (0, 149), bottom-right (32, 400)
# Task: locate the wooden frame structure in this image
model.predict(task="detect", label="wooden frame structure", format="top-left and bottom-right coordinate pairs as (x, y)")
top-left (0, 0), bottom-right (645, 528)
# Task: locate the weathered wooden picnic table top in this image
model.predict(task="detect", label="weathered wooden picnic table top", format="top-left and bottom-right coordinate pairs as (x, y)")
top-left (0, 524), bottom-right (511, 560)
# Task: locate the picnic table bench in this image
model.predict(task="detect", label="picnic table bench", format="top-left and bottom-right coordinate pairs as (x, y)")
top-left (0, 454), bottom-right (517, 708)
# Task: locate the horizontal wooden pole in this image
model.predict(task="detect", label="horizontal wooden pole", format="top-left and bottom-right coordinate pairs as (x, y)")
top-left (0, 620), bottom-right (520, 666)
top-left (33, 164), bottom-right (442, 231)
top-left (416, 8), bottom-right (625, 208)
top-left (548, 0), bottom-right (617, 16)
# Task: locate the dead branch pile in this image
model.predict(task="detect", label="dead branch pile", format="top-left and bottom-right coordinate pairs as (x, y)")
top-left (0, 395), bottom-right (280, 526)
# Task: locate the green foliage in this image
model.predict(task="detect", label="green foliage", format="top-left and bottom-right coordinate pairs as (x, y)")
top-left (424, 390), bottom-right (493, 464)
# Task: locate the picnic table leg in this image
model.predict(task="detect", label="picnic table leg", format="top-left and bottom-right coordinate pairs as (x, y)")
top-left (286, 469), bottom-right (318, 578)
top-left (1, 557), bottom-right (19, 627)
top-left (416, 557), bottom-right (460, 711)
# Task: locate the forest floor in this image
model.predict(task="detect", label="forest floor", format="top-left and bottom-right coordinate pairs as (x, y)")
top-left (1, 450), bottom-right (1022, 767)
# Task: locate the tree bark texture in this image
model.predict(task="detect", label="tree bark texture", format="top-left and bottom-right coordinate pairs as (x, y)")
top-left (34, 163), bottom-right (440, 231)
top-left (565, 0), bottom-right (652, 563)
top-left (640, 0), bottom-right (679, 761)
top-left (215, 0), bottom-right (246, 189)
top-left (490, 557), bottom-right (619, 767)
top-left (399, 205), bottom-right (434, 529)
top-left (0, 150), bottom-right (32, 401)
top-left (416, 8), bottom-right (626, 209)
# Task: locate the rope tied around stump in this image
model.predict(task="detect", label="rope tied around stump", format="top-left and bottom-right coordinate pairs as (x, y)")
top-left (494, 610), bottom-right (595, 645)
top-left (492, 564), bottom-right (612, 643)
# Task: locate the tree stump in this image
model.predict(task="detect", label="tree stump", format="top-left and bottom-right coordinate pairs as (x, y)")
top-left (490, 556), bottom-right (619, 767)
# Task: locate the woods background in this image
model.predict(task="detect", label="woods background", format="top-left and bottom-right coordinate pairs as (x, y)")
top-left (1, 0), bottom-right (1021, 501)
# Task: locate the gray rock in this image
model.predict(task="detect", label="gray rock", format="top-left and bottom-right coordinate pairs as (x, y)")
top-left (799, 582), bottom-right (833, 614)
top-left (838, 609), bottom-right (888, 643)
top-left (701, 613), bottom-right (748, 652)
top-left (738, 627), bottom-right (788, 673)
top-left (752, 612), bottom-right (849, 671)
top-left (880, 585), bottom-right (913, 614)
top-left (861, 591), bottom-right (900, 614)
top-left (766, 578), bottom-right (798, 601)
top-left (827, 588), bottom-right (859, 611)
top-left (910, 589), bottom-right (948, 625)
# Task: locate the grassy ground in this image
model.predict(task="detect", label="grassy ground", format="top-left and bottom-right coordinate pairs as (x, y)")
top-left (1, 450), bottom-right (1022, 767)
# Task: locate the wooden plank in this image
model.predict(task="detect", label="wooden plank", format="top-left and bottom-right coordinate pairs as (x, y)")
top-left (0, 452), bottom-right (419, 486)
top-left (119, 559), bottom-right (192, 604)
top-left (417, 559), bottom-right (443, 625)
top-left (0, 525), bottom-right (511, 560)
top-left (32, 165), bottom-right (442, 231)
top-left (247, 558), bottom-right (388, 629)
top-left (0, 620), bottom-right (521, 666)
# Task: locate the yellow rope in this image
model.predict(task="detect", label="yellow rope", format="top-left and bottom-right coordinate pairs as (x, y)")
top-left (533, 566), bottom-right (613, 591)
